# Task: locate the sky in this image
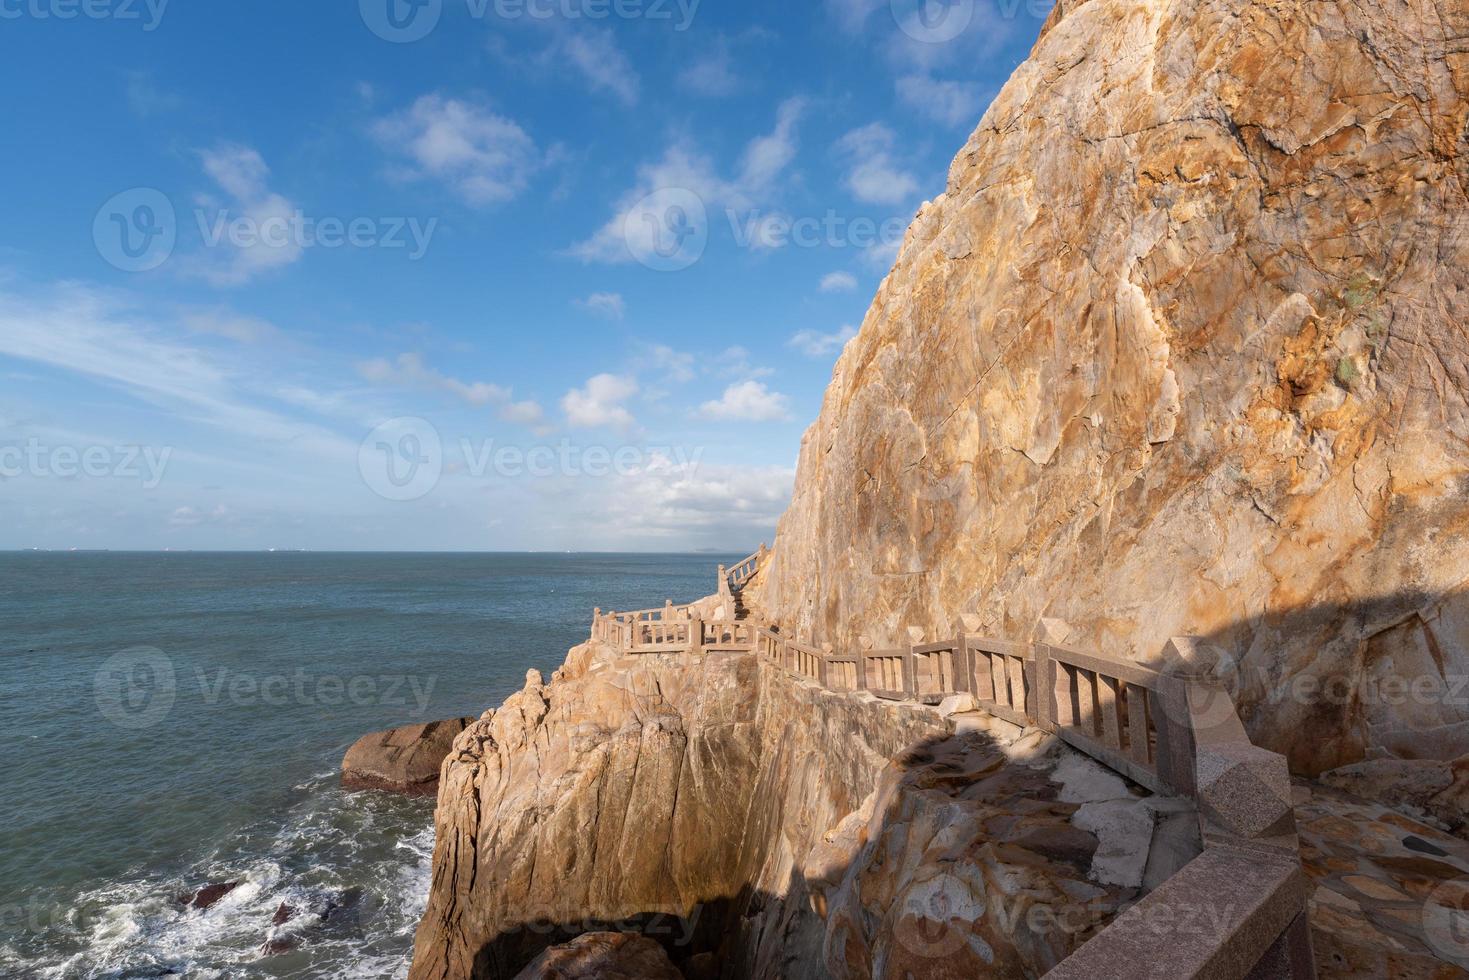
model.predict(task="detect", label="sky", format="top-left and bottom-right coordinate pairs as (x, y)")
top-left (0, 0), bottom-right (1051, 552)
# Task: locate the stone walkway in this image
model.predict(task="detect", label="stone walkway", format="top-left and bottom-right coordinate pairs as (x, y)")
top-left (1296, 781), bottom-right (1469, 977)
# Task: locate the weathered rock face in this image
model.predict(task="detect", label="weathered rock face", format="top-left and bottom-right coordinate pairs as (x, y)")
top-left (750, 0), bottom-right (1469, 787)
top-left (341, 717), bottom-right (475, 796)
top-left (409, 640), bottom-right (1193, 979)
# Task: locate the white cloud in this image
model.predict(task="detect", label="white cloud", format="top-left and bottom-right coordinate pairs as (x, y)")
top-left (789, 325), bottom-right (858, 358)
top-left (373, 95), bottom-right (540, 206)
top-left (679, 46), bottom-right (739, 96)
top-left (896, 74), bottom-right (988, 128)
top-left (357, 352), bottom-right (509, 406)
top-left (599, 459), bottom-right (795, 540)
top-left (550, 30), bottom-right (640, 106)
top-left (819, 271), bottom-right (858, 293)
top-left (838, 124), bottom-right (920, 205)
top-left (699, 380), bottom-right (792, 422)
top-left (562, 373), bottom-right (639, 429)
top-left (192, 144), bottom-right (304, 287)
top-left (574, 292), bottom-right (626, 320)
top-left (569, 99), bottom-right (806, 264)
top-left (500, 399), bottom-right (552, 434)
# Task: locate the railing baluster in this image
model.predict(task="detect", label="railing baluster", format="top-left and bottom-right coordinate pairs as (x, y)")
top-left (1126, 683), bottom-right (1150, 764)
top-left (1076, 669), bottom-right (1097, 736)
top-left (1006, 654), bottom-right (1026, 716)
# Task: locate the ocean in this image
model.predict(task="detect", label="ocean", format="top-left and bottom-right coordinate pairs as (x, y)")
top-left (0, 552), bottom-right (736, 979)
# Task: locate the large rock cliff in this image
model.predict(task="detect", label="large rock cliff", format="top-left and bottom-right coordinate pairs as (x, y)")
top-left (750, 0), bottom-right (1469, 786)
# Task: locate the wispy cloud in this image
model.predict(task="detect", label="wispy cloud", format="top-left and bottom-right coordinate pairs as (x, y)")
top-left (574, 292), bottom-right (627, 320)
top-left (0, 282), bottom-right (354, 459)
top-left (819, 271), bottom-right (858, 293)
top-left (356, 352), bottom-right (549, 429)
top-left (357, 352), bottom-right (509, 406)
top-left (789, 325), bottom-right (858, 357)
top-left (679, 45), bottom-right (739, 96)
top-left (125, 71), bottom-right (181, 117)
top-left (549, 29), bottom-right (640, 106)
top-left (373, 95), bottom-right (541, 206)
top-left (896, 74), bottom-right (989, 127)
top-left (191, 144), bottom-right (304, 286)
top-left (787, 326), bottom-right (857, 359)
top-left (837, 123), bottom-right (920, 205)
top-left (715, 345), bottom-right (774, 380)
top-left (181, 308), bottom-right (282, 344)
top-left (643, 344), bottom-right (697, 383)
top-left (823, 0), bottom-right (887, 33)
top-left (569, 98), bottom-right (806, 264)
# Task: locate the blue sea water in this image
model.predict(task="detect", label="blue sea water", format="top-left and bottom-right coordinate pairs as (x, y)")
top-left (0, 552), bottom-right (735, 979)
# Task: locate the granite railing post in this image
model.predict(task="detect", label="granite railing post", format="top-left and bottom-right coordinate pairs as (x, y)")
top-left (689, 617), bottom-right (705, 656)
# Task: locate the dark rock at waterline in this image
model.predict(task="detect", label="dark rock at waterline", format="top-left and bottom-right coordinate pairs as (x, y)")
top-left (175, 880), bottom-right (240, 910)
top-left (260, 936), bottom-right (300, 957)
top-left (260, 887), bottom-right (369, 957)
top-left (342, 717), bottom-right (476, 796)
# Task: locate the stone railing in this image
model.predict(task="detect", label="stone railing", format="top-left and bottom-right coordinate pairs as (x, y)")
top-left (586, 562), bottom-right (1316, 979)
top-left (723, 544), bottom-right (766, 593)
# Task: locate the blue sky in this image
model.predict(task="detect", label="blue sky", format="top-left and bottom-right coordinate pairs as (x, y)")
top-left (0, 0), bottom-right (1049, 551)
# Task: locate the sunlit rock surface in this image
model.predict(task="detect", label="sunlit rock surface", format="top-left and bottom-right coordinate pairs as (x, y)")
top-left (749, 0), bottom-right (1469, 791)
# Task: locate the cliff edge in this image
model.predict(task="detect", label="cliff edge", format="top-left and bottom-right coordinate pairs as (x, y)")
top-left (409, 643), bottom-right (1196, 978)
